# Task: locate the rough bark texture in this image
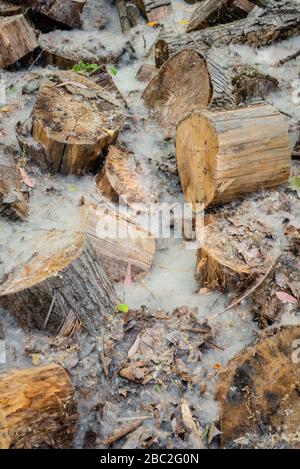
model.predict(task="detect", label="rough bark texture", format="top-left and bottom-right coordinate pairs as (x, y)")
top-left (87, 204), bottom-right (156, 282)
top-left (7, 0), bottom-right (86, 28)
top-left (0, 14), bottom-right (37, 68)
top-left (96, 146), bottom-right (149, 207)
top-left (0, 233), bottom-right (117, 336)
top-left (187, 0), bottom-right (254, 33)
top-left (136, 0), bottom-right (173, 22)
top-left (176, 103), bottom-right (291, 209)
top-left (216, 326), bottom-right (300, 447)
top-left (155, 5), bottom-right (300, 67)
top-left (0, 145), bottom-right (29, 221)
top-left (31, 71), bottom-right (124, 175)
top-left (0, 363), bottom-right (77, 449)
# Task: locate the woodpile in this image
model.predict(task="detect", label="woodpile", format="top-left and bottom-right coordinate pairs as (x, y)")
top-left (0, 145), bottom-right (29, 221)
top-left (30, 71), bottom-right (124, 175)
top-left (216, 326), bottom-right (300, 446)
top-left (155, 4), bottom-right (300, 66)
top-left (0, 14), bottom-right (37, 68)
top-left (0, 363), bottom-right (77, 448)
top-left (176, 103), bottom-right (291, 208)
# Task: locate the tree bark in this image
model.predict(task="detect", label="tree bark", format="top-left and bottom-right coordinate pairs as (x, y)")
top-left (136, 0), bottom-right (173, 22)
top-left (0, 14), bottom-right (37, 68)
top-left (31, 71), bottom-right (124, 175)
top-left (176, 103), bottom-right (291, 209)
top-left (187, 0), bottom-right (254, 33)
top-left (0, 363), bottom-right (77, 449)
top-left (7, 0), bottom-right (86, 28)
top-left (0, 145), bottom-right (29, 221)
top-left (87, 204), bottom-right (156, 282)
top-left (96, 145), bottom-right (150, 207)
top-left (155, 6), bottom-right (300, 67)
top-left (216, 326), bottom-right (300, 447)
top-left (0, 232), bottom-right (118, 336)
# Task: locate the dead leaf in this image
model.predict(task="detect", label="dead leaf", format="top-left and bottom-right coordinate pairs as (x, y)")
top-left (19, 168), bottom-right (35, 188)
top-left (275, 291), bottom-right (298, 304)
top-left (181, 398), bottom-right (205, 449)
top-left (128, 334), bottom-right (141, 359)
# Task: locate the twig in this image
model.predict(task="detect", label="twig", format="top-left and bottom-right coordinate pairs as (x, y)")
top-left (43, 291), bottom-right (57, 330)
top-left (209, 257), bottom-right (279, 322)
top-left (102, 419), bottom-right (142, 446)
top-left (276, 49), bottom-right (300, 66)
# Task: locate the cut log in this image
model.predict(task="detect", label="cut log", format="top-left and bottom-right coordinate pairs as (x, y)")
top-left (115, 0), bottom-right (144, 32)
top-left (39, 31), bottom-right (129, 69)
top-left (187, 0), bottom-right (255, 33)
top-left (216, 326), bottom-right (300, 447)
top-left (0, 1), bottom-right (22, 16)
top-left (143, 50), bottom-right (212, 129)
top-left (96, 146), bottom-right (150, 207)
top-left (0, 145), bottom-right (29, 221)
top-left (176, 103), bottom-right (291, 209)
top-left (155, 5), bottom-right (300, 66)
top-left (87, 204), bottom-right (156, 282)
top-left (0, 227), bottom-right (117, 336)
top-left (136, 0), bottom-right (173, 22)
top-left (0, 363), bottom-right (77, 449)
top-left (0, 14), bottom-right (37, 68)
top-left (31, 71), bottom-right (124, 175)
top-left (144, 49), bottom-right (278, 126)
top-left (7, 0), bottom-right (86, 28)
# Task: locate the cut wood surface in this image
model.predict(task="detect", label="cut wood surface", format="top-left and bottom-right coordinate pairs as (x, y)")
top-left (187, 0), bottom-right (254, 33)
top-left (216, 326), bottom-right (300, 446)
top-left (8, 0), bottom-right (86, 28)
top-left (0, 226), bottom-right (117, 336)
top-left (31, 71), bottom-right (124, 175)
top-left (0, 14), bottom-right (37, 68)
top-left (87, 204), bottom-right (156, 282)
top-left (176, 103), bottom-right (291, 209)
top-left (143, 49), bottom-right (212, 128)
top-left (136, 0), bottom-right (173, 22)
top-left (0, 145), bottom-right (29, 221)
top-left (0, 1), bottom-right (22, 16)
top-left (0, 363), bottom-right (77, 449)
top-left (136, 63), bottom-right (156, 83)
top-left (155, 4), bottom-right (300, 66)
top-left (96, 145), bottom-right (150, 207)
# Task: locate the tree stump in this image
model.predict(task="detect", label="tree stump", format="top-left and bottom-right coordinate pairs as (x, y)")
top-left (0, 227), bottom-right (117, 336)
top-left (0, 14), bottom-right (37, 68)
top-left (87, 204), bottom-right (156, 282)
top-left (187, 0), bottom-right (255, 33)
top-left (216, 326), bottom-right (300, 447)
top-left (96, 146), bottom-right (150, 207)
top-left (8, 0), bottom-right (86, 28)
top-left (155, 3), bottom-right (300, 66)
top-left (0, 145), bottom-right (29, 221)
top-left (0, 363), bottom-right (77, 449)
top-left (31, 71), bottom-right (124, 175)
top-left (176, 103), bottom-right (291, 209)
